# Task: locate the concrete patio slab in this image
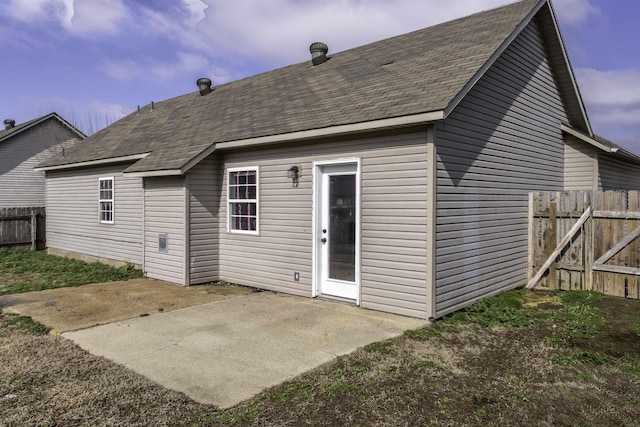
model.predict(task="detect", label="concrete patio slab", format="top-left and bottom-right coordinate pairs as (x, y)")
top-left (63, 292), bottom-right (424, 408)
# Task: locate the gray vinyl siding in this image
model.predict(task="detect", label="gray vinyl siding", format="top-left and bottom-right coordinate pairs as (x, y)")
top-left (218, 130), bottom-right (430, 318)
top-left (564, 136), bottom-right (597, 191)
top-left (144, 177), bottom-right (186, 285)
top-left (0, 120), bottom-right (80, 207)
top-left (46, 164), bottom-right (143, 265)
top-left (434, 18), bottom-right (566, 317)
top-left (187, 156), bottom-right (221, 284)
top-left (598, 155), bottom-right (640, 190)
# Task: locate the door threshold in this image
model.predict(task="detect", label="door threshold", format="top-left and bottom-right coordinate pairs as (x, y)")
top-left (317, 294), bottom-right (358, 306)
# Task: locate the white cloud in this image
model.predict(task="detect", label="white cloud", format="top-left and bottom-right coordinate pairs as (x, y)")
top-left (101, 52), bottom-right (211, 81)
top-left (551, 0), bottom-right (598, 26)
top-left (575, 68), bottom-right (640, 150)
top-left (67, 0), bottom-right (128, 34)
top-left (576, 68), bottom-right (640, 108)
top-left (151, 52), bottom-right (210, 80)
top-left (101, 58), bottom-right (139, 81)
top-left (2, 0), bottom-right (72, 24)
top-left (187, 0), bottom-right (517, 65)
top-left (2, 0), bottom-right (127, 35)
top-left (182, 0), bottom-right (207, 26)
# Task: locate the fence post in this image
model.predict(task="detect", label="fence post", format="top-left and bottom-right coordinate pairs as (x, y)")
top-left (546, 202), bottom-right (557, 289)
top-left (31, 209), bottom-right (37, 251)
top-left (528, 192), bottom-right (535, 282)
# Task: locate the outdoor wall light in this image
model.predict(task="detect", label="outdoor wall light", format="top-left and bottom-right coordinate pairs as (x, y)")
top-left (287, 165), bottom-right (300, 187)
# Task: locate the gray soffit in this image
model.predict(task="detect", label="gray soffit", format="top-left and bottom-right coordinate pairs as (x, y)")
top-left (39, 0), bottom-right (597, 174)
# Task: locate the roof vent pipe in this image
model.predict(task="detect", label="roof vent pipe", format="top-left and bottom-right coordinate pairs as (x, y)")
top-left (310, 42), bottom-right (328, 66)
top-left (4, 119), bottom-right (15, 130)
top-left (197, 77), bottom-right (213, 96)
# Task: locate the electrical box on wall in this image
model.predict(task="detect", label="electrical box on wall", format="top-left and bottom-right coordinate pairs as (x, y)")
top-left (294, 272), bottom-right (300, 281)
top-left (159, 233), bottom-right (168, 252)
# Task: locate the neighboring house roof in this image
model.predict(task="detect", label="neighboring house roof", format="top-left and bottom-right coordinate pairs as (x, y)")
top-left (0, 112), bottom-right (85, 145)
top-left (562, 123), bottom-right (640, 165)
top-left (37, 0), bottom-right (592, 174)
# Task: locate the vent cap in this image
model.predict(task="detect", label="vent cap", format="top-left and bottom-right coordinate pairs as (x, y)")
top-left (196, 77), bottom-right (213, 96)
top-left (310, 42), bottom-right (329, 66)
top-left (4, 119), bottom-right (15, 130)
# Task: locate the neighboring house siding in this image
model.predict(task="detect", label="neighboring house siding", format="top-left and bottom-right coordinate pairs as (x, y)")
top-left (46, 164), bottom-right (143, 265)
top-left (187, 156), bottom-right (221, 284)
top-left (598, 155), bottom-right (640, 190)
top-left (434, 18), bottom-right (566, 316)
top-left (219, 130), bottom-right (430, 318)
top-left (144, 176), bottom-right (186, 285)
top-left (0, 120), bottom-right (79, 207)
top-left (564, 136), bottom-right (597, 191)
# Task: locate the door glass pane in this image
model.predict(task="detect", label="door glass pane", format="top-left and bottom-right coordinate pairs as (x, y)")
top-left (329, 175), bottom-right (356, 281)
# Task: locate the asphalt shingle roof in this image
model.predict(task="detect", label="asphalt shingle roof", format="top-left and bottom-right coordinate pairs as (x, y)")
top-left (0, 112), bottom-right (84, 145)
top-left (39, 0), bottom-right (541, 172)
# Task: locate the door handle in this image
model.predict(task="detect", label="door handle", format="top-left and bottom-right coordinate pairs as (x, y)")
top-left (321, 238), bottom-right (327, 243)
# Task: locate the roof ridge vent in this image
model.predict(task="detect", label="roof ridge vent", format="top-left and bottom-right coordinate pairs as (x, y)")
top-left (4, 119), bottom-right (15, 130)
top-left (197, 77), bottom-right (213, 96)
top-left (310, 42), bottom-right (329, 66)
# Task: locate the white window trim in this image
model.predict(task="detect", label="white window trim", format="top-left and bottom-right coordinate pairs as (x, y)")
top-left (99, 176), bottom-right (115, 224)
top-left (227, 166), bottom-right (259, 235)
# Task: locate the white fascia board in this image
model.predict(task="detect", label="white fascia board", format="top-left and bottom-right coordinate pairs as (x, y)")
top-left (35, 153), bottom-right (150, 171)
top-left (216, 111), bottom-right (444, 150)
top-left (561, 123), bottom-right (612, 153)
top-left (124, 169), bottom-right (183, 177)
top-left (545, 0), bottom-right (593, 136)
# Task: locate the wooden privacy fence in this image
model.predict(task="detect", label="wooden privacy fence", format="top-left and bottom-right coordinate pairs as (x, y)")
top-left (528, 191), bottom-right (640, 300)
top-left (0, 207), bottom-right (46, 250)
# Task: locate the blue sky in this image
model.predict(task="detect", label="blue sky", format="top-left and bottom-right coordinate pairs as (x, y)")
top-left (1, 0), bottom-right (639, 152)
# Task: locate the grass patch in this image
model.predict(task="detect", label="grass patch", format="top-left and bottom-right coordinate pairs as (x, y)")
top-left (550, 350), bottom-right (615, 366)
top-left (628, 316), bottom-right (640, 335)
top-left (5, 313), bottom-right (50, 335)
top-left (0, 249), bottom-right (143, 295)
top-left (560, 290), bottom-right (602, 306)
top-left (404, 326), bottom-right (442, 340)
top-left (325, 376), bottom-right (358, 395)
top-left (270, 380), bottom-right (314, 403)
top-left (363, 340), bottom-right (395, 353)
top-left (552, 304), bottom-right (606, 342)
top-left (463, 289), bottom-right (545, 328)
top-left (418, 360), bottom-right (437, 370)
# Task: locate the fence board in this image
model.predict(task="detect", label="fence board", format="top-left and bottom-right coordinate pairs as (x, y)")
top-left (530, 191), bottom-right (640, 300)
top-left (0, 207), bottom-right (46, 249)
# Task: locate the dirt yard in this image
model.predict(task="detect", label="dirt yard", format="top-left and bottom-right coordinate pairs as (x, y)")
top-left (1, 288), bottom-right (639, 426)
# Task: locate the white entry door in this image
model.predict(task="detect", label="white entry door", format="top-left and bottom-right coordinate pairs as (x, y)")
top-left (314, 161), bottom-right (360, 301)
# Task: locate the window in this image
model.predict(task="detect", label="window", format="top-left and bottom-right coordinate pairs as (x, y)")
top-left (99, 177), bottom-right (114, 223)
top-left (228, 167), bottom-right (258, 233)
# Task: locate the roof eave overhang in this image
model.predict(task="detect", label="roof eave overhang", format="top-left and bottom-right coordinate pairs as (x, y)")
top-left (561, 123), bottom-right (612, 152)
top-left (561, 123), bottom-right (640, 164)
top-left (35, 153), bottom-right (150, 171)
top-left (45, 111), bottom-right (444, 177)
top-left (124, 169), bottom-right (184, 177)
top-left (215, 111), bottom-right (444, 151)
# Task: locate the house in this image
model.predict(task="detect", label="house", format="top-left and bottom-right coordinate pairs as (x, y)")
top-left (36, 0), bottom-right (640, 320)
top-left (0, 113), bottom-right (84, 208)
top-left (563, 126), bottom-right (640, 191)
